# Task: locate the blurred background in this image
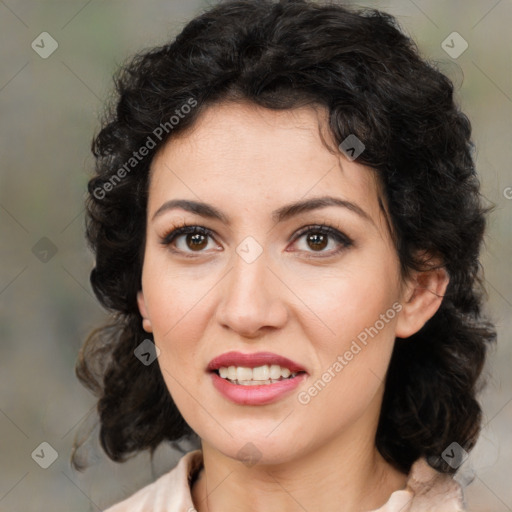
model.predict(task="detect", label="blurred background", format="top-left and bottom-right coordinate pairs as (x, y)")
top-left (0, 0), bottom-right (510, 510)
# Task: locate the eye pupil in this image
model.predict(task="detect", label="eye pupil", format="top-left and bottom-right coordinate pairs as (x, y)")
top-left (307, 233), bottom-right (328, 251)
top-left (187, 233), bottom-right (208, 250)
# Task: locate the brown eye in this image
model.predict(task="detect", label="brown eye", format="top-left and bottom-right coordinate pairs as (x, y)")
top-left (161, 225), bottom-right (220, 256)
top-left (290, 224), bottom-right (353, 258)
top-left (187, 233), bottom-right (208, 251)
top-left (306, 232), bottom-right (328, 251)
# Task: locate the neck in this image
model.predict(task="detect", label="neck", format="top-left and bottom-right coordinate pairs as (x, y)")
top-left (191, 423), bottom-right (407, 512)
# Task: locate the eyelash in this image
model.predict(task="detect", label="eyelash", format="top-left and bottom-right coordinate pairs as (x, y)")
top-left (159, 222), bottom-right (353, 258)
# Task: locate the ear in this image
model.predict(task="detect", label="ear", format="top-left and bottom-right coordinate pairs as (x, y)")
top-left (137, 290), bottom-right (153, 333)
top-left (395, 263), bottom-right (449, 339)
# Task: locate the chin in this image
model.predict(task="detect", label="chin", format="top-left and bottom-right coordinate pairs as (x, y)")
top-left (206, 432), bottom-right (309, 467)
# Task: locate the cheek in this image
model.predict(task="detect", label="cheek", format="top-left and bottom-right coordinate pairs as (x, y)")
top-left (150, 298), bottom-right (209, 373)
top-left (290, 261), bottom-right (400, 353)
top-left (296, 312), bottom-right (398, 440)
top-left (289, 259), bottom-right (400, 413)
top-left (142, 253), bottom-right (219, 334)
top-left (141, 262), bottom-right (218, 377)
top-left (150, 296), bottom-right (211, 413)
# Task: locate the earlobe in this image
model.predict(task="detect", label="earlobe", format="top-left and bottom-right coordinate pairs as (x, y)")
top-left (395, 266), bottom-right (450, 339)
top-left (137, 290), bottom-right (153, 333)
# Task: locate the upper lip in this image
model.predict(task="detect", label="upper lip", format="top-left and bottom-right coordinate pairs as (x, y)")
top-left (207, 351), bottom-right (307, 373)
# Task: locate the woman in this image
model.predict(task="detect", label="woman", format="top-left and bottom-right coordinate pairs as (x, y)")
top-left (75, 1), bottom-right (496, 510)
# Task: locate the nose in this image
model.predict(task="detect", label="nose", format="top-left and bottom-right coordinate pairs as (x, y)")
top-left (215, 247), bottom-right (289, 339)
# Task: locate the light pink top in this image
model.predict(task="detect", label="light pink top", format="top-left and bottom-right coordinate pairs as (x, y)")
top-left (104, 449), bottom-right (465, 511)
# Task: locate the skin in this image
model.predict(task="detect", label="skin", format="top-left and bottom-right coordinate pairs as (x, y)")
top-left (137, 101), bottom-right (449, 512)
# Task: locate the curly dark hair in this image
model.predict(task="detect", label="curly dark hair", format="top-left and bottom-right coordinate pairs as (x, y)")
top-left (74, 0), bottom-right (496, 474)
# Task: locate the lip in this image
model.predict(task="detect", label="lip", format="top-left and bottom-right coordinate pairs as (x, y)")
top-left (207, 351), bottom-right (307, 373)
top-left (207, 351), bottom-right (308, 406)
top-left (210, 371), bottom-right (308, 405)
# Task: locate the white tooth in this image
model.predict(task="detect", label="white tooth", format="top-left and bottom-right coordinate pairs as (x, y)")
top-left (237, 366), bottom-right (253, 381)
top-left (269, 364), bottom-right (281, 379)
top-left (219, 365), bottom-right (296, 382)
top-left (252, 365), bottom-right (270, 381)
top-left (280, 367), bottom-right (291, 378)
top-left (227, 366), bottom-right (237, 380)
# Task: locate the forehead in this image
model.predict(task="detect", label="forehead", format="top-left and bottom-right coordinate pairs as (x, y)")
top-left (148, 102), bottom-right (383, 224)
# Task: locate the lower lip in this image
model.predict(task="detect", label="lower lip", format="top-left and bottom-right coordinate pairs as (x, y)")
top-left (210, 372), bottom-right (307, 405)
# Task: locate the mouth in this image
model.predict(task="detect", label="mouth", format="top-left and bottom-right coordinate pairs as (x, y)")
top-left (209, 367), bottom-right (308, 406)
top-left (207, 351), bottom-right (308, 395)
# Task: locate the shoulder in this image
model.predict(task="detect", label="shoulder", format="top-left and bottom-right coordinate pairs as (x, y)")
top-left (103, 450), bottom-right (203, 512)
top-left (405, 457), bottom-right (466, 511)
top-left (374, 457), bottom-right (466, 512)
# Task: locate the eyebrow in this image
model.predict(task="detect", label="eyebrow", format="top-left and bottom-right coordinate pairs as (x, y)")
top-left (151, 196), bottom-right (373, 225)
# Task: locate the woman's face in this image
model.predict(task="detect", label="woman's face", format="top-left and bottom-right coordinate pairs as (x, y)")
top-left (138, 102), bottom-right (413, 465)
